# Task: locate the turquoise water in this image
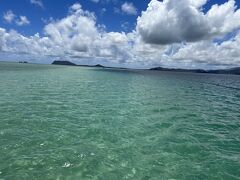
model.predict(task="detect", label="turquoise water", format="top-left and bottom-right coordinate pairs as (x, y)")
top-left (0, 62), bottom-right (240, 180)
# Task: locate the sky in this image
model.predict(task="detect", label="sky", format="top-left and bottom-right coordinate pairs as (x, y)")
top-left (0, 0), bottom-right (240, 69)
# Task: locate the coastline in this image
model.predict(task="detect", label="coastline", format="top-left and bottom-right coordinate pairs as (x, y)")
top-left (1, 60), bottom-right (240, 75)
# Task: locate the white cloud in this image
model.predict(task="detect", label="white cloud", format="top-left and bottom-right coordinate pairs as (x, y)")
top-left (121, 2), bottom-right (137, 15)
top-left (16, 16), bottom-right (30, 26)
top-left (137, 0), bottom-right (240, 44)
top-left (30, 0), bottom-right (44, 8)
top-left (44, 3), bottom-right (98, 51)
top-left (206, 0), bottom-right (240, 35)
top-left (0, 3), bottom-right (130, 63)
top-left (0, 28), bottom-right (50, 56)
top-left (171, 34), bottom-right (240, 67)
top-left (3, 10), bottom-right (16, 23)
top-left (189, 0), bottom-right (208, 8)
top-left (3, 10), bottom-right (30, 26)
top-left (1, 1), bottom-right (240, 69)
top-left (70, 3), bottom-right (82, 11)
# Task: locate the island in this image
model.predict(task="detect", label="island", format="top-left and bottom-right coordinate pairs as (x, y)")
top-left (19, 61), bottom-right (28, 64)
top-left (52, 61), bottom-right (76, 66)
top-left (150, 67), bottom-right (240, 75)
top-left (51, 60), bottom-right (240, 75)
top-left (51, 60), bottom-right (127, 70)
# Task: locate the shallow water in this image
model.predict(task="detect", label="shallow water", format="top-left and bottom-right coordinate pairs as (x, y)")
top-left (0, 62), bottom-right (240, 179)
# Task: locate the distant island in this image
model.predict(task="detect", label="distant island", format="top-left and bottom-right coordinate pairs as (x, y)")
top-left (52, 60), bottom-right (126, 69)
top-left (52, 60), bottom-right (106, 67)
top-left (150, 67), bottom-right (240, 75)
top-left (51, 60), bottom-right (240, 75)
top-left (52, 61), bottom-right (75, 66)
top-left (19, 61), bottom-right (28, 64)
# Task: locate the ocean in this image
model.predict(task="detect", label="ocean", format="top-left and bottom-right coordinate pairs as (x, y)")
top-left (0, 62), bottom-right (240, 179)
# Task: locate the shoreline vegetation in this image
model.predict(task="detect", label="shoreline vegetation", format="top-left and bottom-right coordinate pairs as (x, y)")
top-left (51, 60), bottom-right (240, 75)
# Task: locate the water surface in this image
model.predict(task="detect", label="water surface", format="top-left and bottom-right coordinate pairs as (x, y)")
top-left (0, 62), bottom-right (240, 179)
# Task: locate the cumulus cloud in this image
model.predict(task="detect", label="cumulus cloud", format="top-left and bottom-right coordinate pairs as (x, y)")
top-left (1, 1), bottom-right (240, 69)
top-left (0, 3), bottom-right (131, 64)
top-left (137, 0), bottom-right (240, 44)
top-left (171, 33), bottom-right (240, 67)
top-left (43, 3), bottom-right (99, 54)
top-left (30, 0), bottom-right (44, 8)
top-left (121, 2), bottom-right (137, 15)
top-left (16, 16), bottom-right (30, 26)
top-left (0, 28), bottom-right (50, 56)
top-left (3, 10), bottom-right (16, 23)
top-left (3, 10), bottom-right (30, 26)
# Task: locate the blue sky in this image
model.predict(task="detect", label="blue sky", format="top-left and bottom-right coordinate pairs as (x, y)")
top-left (1, 0), bottom-right (236, 35)
top-left (0, 0), bottom-right (240, 68)
top-left (0, 0), bottom-right (149, 35)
